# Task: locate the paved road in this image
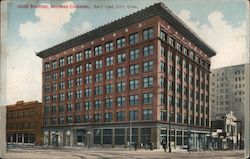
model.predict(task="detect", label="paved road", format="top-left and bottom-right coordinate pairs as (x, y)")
top-left (4, 147), bottom-right (244, 159)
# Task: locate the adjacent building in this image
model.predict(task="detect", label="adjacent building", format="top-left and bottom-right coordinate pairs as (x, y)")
top-left (211, 111), bottom-right (238, 150)
top-left (37, 3), bottom-right (216, 149)
top-left (244, 63), bottom-right (250, 158)
top-left (210, 64), bottom-right (249, 122)
top-left (6, 101), bottom-right (43, 145)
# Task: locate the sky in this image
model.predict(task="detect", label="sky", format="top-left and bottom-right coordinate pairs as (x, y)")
top-left (1, 0), bottom-right (249, 105)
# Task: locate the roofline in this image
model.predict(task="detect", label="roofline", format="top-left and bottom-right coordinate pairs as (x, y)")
top-left (36, 2), bottom-right (216, 58)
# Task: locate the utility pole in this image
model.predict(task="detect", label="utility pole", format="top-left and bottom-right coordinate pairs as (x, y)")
top-left (130, 120), bottom-right (132, 151)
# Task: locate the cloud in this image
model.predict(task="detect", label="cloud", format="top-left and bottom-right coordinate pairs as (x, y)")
top-left (178, 10), bottom-right (247, 69)
top-left (6, 1), bottom-right (92, 105)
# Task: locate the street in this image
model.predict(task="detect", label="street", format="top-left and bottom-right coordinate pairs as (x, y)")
top-left (4, 147), bottom-right (244, 159)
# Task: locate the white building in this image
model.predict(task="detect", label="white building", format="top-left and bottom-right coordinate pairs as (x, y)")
top-left (210, 64), bottom-right (249, 122)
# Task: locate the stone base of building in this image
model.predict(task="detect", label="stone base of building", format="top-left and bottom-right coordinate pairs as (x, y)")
top-left (43, 122), bottom-right (210, 150)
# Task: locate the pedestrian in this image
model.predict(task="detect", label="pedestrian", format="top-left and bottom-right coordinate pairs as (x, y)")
top-left (162, 142), bottom-right (166, 152)
top-left (134, 142), bottom-right (137, 151)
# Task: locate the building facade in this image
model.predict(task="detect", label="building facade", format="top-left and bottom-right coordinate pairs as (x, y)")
top-left (37, 3), bottom-right (216, 149)
top-left (210, 64), bottom-right (249, 122)
top-left (211, 111), bottom-right (237, 150)
top-left (6, 101), bottom-right (43, 145)
top-left (244, 63), bottom-right (250, 158)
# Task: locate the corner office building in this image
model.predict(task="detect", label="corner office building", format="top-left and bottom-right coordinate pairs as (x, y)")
top-left (37, 3), bottom-right (216, 149)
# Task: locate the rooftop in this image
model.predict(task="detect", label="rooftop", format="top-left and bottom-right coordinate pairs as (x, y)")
top-left (36, 2), bottom-right (216, 58)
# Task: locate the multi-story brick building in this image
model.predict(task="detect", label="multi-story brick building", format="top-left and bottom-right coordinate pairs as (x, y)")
top-left (37, 3), bottom-right (215, 149)
top-left (6, 101), bottom-right (43, 145)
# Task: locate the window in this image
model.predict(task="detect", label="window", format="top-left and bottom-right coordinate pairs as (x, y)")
top-left (129, 110), bottom-right (138, 121)
top-left (59, 70), bottom-right (65, 78)
top-left (183, 47), bottom-right (188, 55)
top-left (52, 83), bottom-right (57, 92)
top-left (85, 101), bottom-right (92, 110)
top-left (117, 96), bottom-right (125, 107)
top-left (52, 61), bottom-right (57, 69)
top-left (59, 58), bottom-right (65, 67)
top-left (76, 90), bottom-right (82, 99)
top-left (143, 76), bottom-right (153, 88)
top-left (142, 109), bottom-right (152, 120)
top-left (160, 30), bottom-right (166, 41)
top-left (143, 92), bottom-right (153, 104)
top-left (117, 112), bottom-right (125, 121)
top-left (105, 98), bottom-right (113, 108)
top-left (105, 41), bottom-right (113, 52)
top-left (75, 115), bottom-right (81, 123)
top-left (94, 45), bottom-right (102, 55)
top-left (189, 51), bottom-right (194, 60)
top-left (105, 112), bottom-right (112, 122)
top-left (106, 56), bottom-right (113, 66)
top-left (95, 86), bottom-right (102, 95)
top-left (67, 79), bottom-right (73, 88)
top-left (85, 75), bottom-right (92, 84)
top-left (129, 32), bottom-right (138, 44)
top-left (67, 103), bottom-right (73, 112)
top-left (117, 67), bottom-right (125, 77)
top-left (169, 37), bottom-right (175, 47)
top-left (117, 37), bottom-right (126, 48)
top-left (76, 77), bottom-right (82, 86)
top-left (143, 28), bottom-right (153, 40)
top-left (143, 45), bottom-right (154, 56)
top-left (160, 77), bottom-right (165, 87)
top-left (59, 93), bottom-right (65, 101)
top-left (52, 73), bottom-right (57, 80)
top-left (85, 88), bottom-right (91, 97)
top-left (59, 82), bottom-right (65, 90)
top-left (129, 95), bottom-right (139, 106)
top-left (129, 79), bottom-right (139, 90)
top-left (168, 65), bottom-right (174, 75)
top-left (67, 116), bottom-right (73, 124)
top-left (117, 53), bottom-right (126, 63)
top-left (160, 92), bottom-right (165, 104)
top-left (75, 52), bottom-right (82, 61)
top-left (106, 70), bottom-right (113, 80)
top-left (84, 49), bottom-right (91, 59)
top-left (45, 63), bottom-right (50, 71)
top-left (94, 114), bottom-right (101, 123)
top-left (67, 92), bottom-right (73, 100)
top-left (160, 61), bottom-right (165, 72)
top-left (94, 100), bottom-right (102, 109)
top-left (75, 102), bottom-right (82, 111)
top-left (95, 73), bottom-right (103, 82)
top-left (160, 45), bottom-right (165, 56)
top-left (176, 42), bottom-right (182, 52)
top-left (95, 60), bottom-right (102, 69)
top-left (67, 68), bottom-right (73, 76)
top-left (130, 49), bottom-right (139, 60)
top-left (85, 62), bottom-right (92, 71)
top-left (129, 64), bottom-right (139, 75)
top-left (117, 82), bottom-right (126, 92)
top-left (67, 55), bottom-right (73, 64)
top-left (105, 84), bottom-right (113, 94)
top-left (143, 61), bottom-right (153, 72)
top-left (168, 50), bottom-right (174, 62)
top-left (59, 117), bottom-right (64, 124)
top-left (76, 65), bottom-right (82, 74)
top-left (59, 105), bottom-right (64, 113)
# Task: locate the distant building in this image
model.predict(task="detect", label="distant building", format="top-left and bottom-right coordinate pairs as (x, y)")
top-left (0, 106), bottom-right (6, 158)
top-left (211, 111), bottom-right (237, 150)
top-left (210, 64), bottom-right (249, 122)
top-left (6, 101), bottom-right (43, 145)
top-left (36, 3), bottom-right (216, 149)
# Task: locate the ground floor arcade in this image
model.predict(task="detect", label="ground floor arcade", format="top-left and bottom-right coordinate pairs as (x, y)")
top-left (43, 122), bottom-right (210, 150)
